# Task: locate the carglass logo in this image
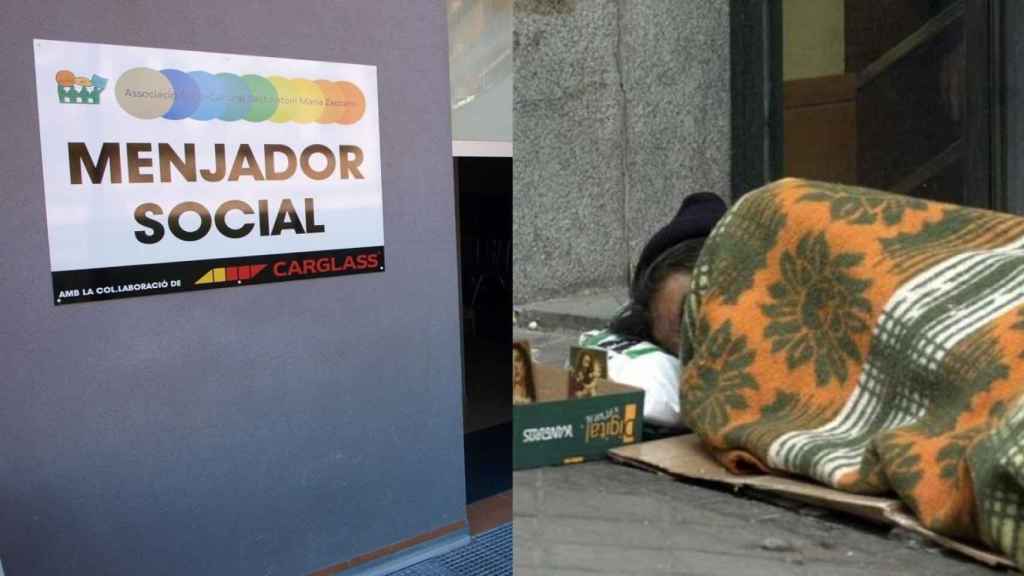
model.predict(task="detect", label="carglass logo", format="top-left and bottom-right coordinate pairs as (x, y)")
top-left (195, 264), bottom-right (268, 286)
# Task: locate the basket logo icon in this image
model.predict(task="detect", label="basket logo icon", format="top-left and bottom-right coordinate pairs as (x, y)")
top-left (56, 70), bottom-right (108, 105)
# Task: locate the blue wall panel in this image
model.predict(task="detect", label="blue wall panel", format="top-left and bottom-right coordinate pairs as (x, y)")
top-left (0, 1), bottom-right (465, 574)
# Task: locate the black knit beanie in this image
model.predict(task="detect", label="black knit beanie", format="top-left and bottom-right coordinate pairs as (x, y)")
top-left (632, 192), bottom-right (728, 288)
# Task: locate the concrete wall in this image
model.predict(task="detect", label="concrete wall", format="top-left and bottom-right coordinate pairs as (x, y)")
top-left (513, 0), bottom-right (731, 303)
top-left (0, 1), bottom-right (465, 575)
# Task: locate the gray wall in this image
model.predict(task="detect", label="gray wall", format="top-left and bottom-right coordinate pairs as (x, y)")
top-left (0, 1), bottom-right (465, 575)
top-left (513, 0), bottom-right (732, 303)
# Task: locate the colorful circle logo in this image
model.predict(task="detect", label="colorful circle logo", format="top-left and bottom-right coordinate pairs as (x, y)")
top-left (115, 68), bottom-right (175, 119)
top-left (114, 67), bottom-right (366, 125)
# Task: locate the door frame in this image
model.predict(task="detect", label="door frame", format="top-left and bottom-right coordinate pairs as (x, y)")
top-left (729, 0), bottom-right (782, 202)
top-left (965, 0), bottom-right (1000, 210)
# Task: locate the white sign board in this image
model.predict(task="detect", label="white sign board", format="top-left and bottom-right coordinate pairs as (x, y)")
top-left (33, 39), bottom-right (384, 304)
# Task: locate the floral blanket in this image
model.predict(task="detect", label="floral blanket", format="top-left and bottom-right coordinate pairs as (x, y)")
top-left (681, 178), bottom-right (1024, 565)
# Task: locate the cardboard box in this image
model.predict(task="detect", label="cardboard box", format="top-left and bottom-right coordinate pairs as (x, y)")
top-left (609, 434), bottom-right (1013, 569)
top-left (513, 362), bottom-right (644, 470)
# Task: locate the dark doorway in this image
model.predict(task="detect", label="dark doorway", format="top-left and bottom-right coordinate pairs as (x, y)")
top-left (731, 0), bottom-right (1005, 210)
top-left (455, 156), bottom-right (512, 504)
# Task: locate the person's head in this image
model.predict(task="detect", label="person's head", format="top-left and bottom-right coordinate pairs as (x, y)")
top-left (609, 192), bottom-right (727, 356)
top-left (610, 239), bottom-right (703, 355)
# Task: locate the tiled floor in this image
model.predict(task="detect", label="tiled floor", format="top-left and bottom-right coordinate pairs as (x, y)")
top-left (391, 523), bottom-right (511, 576)
top-left (468, 490), bottom-right (512, 536)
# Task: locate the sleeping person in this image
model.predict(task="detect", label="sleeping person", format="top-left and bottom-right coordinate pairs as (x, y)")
top-left (610, 192), bottom-right (727, 357)
top-left (679, 178), bottom-right (1024, 566)
top-left (578, 192), bottom-right (727, 430)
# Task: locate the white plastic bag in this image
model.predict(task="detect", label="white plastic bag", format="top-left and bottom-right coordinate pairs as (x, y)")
top-left (578, 330), bottom-right (684, 429)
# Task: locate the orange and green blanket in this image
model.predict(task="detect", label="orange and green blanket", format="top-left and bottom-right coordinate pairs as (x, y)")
top-left (681, 178), bottom-right (1024, 565)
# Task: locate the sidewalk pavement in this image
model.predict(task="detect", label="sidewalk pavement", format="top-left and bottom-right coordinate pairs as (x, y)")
top-left (515, 289), bottom-right (627, 334)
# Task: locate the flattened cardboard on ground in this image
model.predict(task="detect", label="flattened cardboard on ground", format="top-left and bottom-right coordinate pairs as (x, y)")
top-left (608, 434), bottom-right (1014, 569)
top-left (513, 363), bottom-right (644, 470)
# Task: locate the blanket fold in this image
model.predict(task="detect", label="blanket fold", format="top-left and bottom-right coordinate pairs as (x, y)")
top-left (682, 178), bottom-right (1024, 564)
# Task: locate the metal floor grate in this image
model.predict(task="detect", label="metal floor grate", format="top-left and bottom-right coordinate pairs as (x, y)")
top-left (390, 523), bottom-right (511, 576)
